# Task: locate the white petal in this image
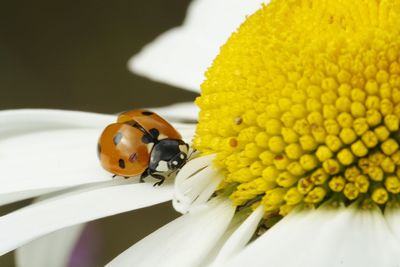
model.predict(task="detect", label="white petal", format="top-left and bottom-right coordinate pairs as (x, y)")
top-left (223, 206), bottom-right (400, 267)
top-left (0, 181), bottom-right (173, 256)
top-left (129, 0), bottom-right (266, 92)
top-left (384, 206), bottom-right (400, 241)
top-left (0, 129), bottom-right (111, 203)
top-left (200, 210), bottom-right (251, 267)
top-left (107, 198), bottom-right (235, 267)
top-left (15, 224), bottom-right (85, 267)
top-left (173, 155), bottom-right (222, 213)
top-left (211, 205), bottom-right (263, 266)
top-left (0, 109), bottom-right (114, 139)
top-left (150, 102), bottom-right (199, 122)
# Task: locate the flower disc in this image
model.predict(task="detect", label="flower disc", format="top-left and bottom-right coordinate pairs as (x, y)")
top-left (194, 0), bottom-right (400, 214)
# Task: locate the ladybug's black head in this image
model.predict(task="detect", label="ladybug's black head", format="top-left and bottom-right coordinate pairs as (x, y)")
top-left (167, 148), bottom-right (188, 171)
top-left (149, 139), bottom-right (189, 173)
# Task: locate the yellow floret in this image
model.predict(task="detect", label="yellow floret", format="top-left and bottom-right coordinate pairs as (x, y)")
top-left (343, 183), bottom-right (359, 200)
top-left (284, 188), bottom-right (303, 205)
top-left (361, 131), bottom-right (378, 148)
top-left (381, 139), bottom-right (399, 155)
top-left (323, 159), bottom-right (341, 175)
top-left (276, 172), bottom-right (297, 187)
top-left (337, 148), bottom-right (354, 166)
top-left (381, 157), bottom-right (396, 173)
top-left (384, 114), bottom-right (399, 131)
top-left (367, 166), bottom-right (384, 181)
top-left (316, 146), bottom-right (333, 162)
top-left (372, 188), bottom-right (389, 204)
top-left (273, 154), bottom-right (290, 170)
top-left (285, 143), bottom-right (303, 160)
top-left (329, 176), bottom-right (346, 192)
top-left (325, 135), bottom-right (342, 152)
top-left (299, 135), bottom-right (318, 151)
top-left (310, 168), bottom-right (328, 185)
top-left (351, 141), bottom-right (368, 157)
top-left (299, 154), bottom-right (318, 171)
top-left (268, 136), bottom-right (285, 154)
top-left (374, 126), bottom-right (390, 142)
top-left (297, 177), bottom-right (314, 195)
top-left (355, 175), bottom-right (370, 193)
top-left (304, 187), bottom-right (327, 204)
top-left (344, 166), bottom-right (361, 182)
top-left (385, 176), bottom-right (400, 194)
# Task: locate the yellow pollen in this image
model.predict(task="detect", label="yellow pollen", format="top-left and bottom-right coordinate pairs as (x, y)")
top-left (194, 0), bottom-right (400, 216)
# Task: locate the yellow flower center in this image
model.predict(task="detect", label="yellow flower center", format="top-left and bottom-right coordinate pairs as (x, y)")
top-left (193, 0), bottom-right (400, 216)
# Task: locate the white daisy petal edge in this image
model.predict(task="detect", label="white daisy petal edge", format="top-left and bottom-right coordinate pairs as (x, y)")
top-left (210, 205), bottom-right (264, 267)
top-left (173, 154), bottom-right (223, 213)
top-left (0, 180), bottom-right (174, 256)
top-left (129, 0), bottom-right (266, 92)
top-left (0, 109), bottom-right (114, 139)
top-left (15, 224), bottom-right (85, 267)
top-left (0, 129), bottom-right (112, 205)
top-left (107, 198), bottom-right (235, 267)
top-left (384, 205), bottom-right (400, 242)
top-left (222, 206), bottom-right (400, 267)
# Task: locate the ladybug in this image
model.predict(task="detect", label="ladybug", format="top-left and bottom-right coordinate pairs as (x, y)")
top-left (97, 109), bottom-right (189, 186)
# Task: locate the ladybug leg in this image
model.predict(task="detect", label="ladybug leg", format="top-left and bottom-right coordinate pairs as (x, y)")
top-left (112, 174), bottom-right (117, 178)
top-left (149, 173), bottom-right (166, 187)
top-left (140, 168), bottom-right (149, 183)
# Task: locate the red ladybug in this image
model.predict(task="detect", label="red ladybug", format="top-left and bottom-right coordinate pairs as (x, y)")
top-left (98, 109), bottom-right (189, 186)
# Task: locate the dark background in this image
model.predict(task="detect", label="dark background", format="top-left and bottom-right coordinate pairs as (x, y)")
top-left (0, 0), bottom-right (198, 266)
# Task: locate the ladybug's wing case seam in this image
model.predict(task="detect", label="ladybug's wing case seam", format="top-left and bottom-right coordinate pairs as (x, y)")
top-left (98, 123), bottom-right (150, 176)
top-left (118, 110), bottom-right (182, 140)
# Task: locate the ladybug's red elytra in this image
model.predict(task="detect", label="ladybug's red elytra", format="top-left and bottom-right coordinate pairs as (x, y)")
top-left (98, 109), bottom-right (189, 186)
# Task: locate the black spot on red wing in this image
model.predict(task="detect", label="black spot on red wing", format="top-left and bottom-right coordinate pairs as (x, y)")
top-left (149, 128), bottom-right (160, 139)
top-left (113, 132), bottom-right (123, 145)
top-left (118, 159), bottom-right (126, 169)
top-left (97, 143), bottom-right (101, 159)
top-left (128, 153), bottom-right (138, 163)
top-left (142, 111), bottom-right (154, 116)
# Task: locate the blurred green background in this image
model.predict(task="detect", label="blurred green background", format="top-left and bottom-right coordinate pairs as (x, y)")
top-left (0, 0), bottom-right (198, 266)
